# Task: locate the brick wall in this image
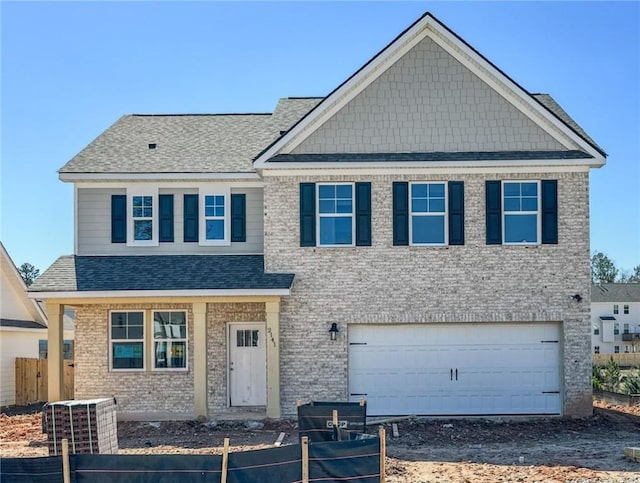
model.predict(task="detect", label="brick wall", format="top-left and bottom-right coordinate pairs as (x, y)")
top-left (263, 171), bottom-right (592, 417)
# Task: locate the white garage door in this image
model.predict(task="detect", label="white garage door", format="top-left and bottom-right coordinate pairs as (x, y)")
top-left (348, 323), bottom-right (561, 416)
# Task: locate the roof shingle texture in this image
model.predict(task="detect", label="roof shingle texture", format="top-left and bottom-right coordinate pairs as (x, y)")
top-left (592, 284), bottom-right (640, 303)
top-left (30, 255), bottom-right (294, 292)
top-left (59, 98), bottom-right (322, 174)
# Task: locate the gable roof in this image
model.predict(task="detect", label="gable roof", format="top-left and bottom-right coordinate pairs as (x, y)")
top-left (30, 255), bottom-right (294, 296)
top-left (254, 12), bottom-right (605, 168)
top-left (0, 242), bottom-right (47, 327)
top-left (592, 284), bottom-right (640, 303)
top-left (58, 97), bottom-right (322, 179)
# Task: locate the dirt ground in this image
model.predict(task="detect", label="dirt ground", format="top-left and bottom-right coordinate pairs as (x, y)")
top-left (1, 401), bottom-right (639, 482)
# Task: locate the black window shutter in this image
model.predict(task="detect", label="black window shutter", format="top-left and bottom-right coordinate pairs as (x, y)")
top-left (541, 180), bottom-right (558, 244)
top-left (231, 193), bottom-right (246, 242)
top-left (300, 183), bottom-right (316, 247)
top-left (355, 182), bottom-right (372, 246)
top-left (111, 194), bottom-right (126, 243)
top-left (393, 182), bottom-right (409, 246)
top-left (485, 180), bottom-right (502, 245)
top-left (159, 194), bottom-right (174, 243)
top-left (448, 181), bottom-right (465, 245)
top-left (183, 194), bottom-right (199, 242)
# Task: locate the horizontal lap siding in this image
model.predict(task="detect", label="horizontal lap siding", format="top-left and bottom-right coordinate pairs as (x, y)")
top-left (77, 188), bottom-right (264, 255)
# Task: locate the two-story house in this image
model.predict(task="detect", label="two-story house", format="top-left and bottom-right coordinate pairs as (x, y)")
top-left (592, 284), bottom-right (640, 355)
top-left (30, 12), bottom-right (605, 419)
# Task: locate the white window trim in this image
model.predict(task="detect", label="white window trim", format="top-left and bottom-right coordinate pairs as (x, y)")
top-left (199, 187), bottom-right (231, 246)
top-left (614, 304), bottom-right (619, 314)
top-left (127, 188), bottom-right (159, 247)
top-left (316, 182), bottom-right (356, 248)
top-left (409, 181), bottom-right (448, 246)
top-left (501, 180), bottom-right (541, 246)
top-left (109, 310), bottom-right (145, 372)
top-left (152, 310), bottom-right (189, 372)
top-left (624, 304), bottom-right (630, 314)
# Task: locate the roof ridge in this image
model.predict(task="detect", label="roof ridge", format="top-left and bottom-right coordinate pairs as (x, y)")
top-left (129, 113), bottom-right (272, 117)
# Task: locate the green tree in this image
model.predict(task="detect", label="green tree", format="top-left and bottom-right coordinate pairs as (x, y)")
top-left (618, 265), bottom-right (640, 283)
top-left (591, 251), bottom-right (618, 284)
top-left (18, 263), bottom-right (40, 287)
top-left (601, 356), bottom-right (622, 392)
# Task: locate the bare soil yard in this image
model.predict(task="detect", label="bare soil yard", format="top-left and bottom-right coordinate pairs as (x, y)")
top-left (1, 401), bottom-right (639, 482)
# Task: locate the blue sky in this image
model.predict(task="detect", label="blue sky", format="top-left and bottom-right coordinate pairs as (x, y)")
top-left (1, 1), bottom-right (638, 274)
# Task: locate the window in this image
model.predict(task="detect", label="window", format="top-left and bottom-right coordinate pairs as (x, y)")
top-left (317, 183), bottom-right (354, 246)
top-left (237, 329), bottom-right (259, 347)
top-left (502, 181), bottom-right (539, 244)
top-left (410, 182), bottom-right (447, 245)
top-left (594, 346), bottom-right (600, 354)
top-left (153, 311), bottom-right (187, 370)
top-left (110, 312), bottom-right (144, 370)
top-left (624, 323), bottom-right (630, 334)
top-left (39, 340), bottom-right (74, 360)
top-left (614, 323), bottom-right (620, 335)
top-left (126, 189), bottom-right (158, 246)
top-left (199, 189), bottom-right (230, 245)
top-left (624, 304), bottom-right (630, 315)
top-left (625, 346), bottom-right (630, 353)
top-left (614, 304), bottom-right (619, 314)
top-left (593, 325), bottom-right (600, 336)
top-left (615, 346), bottom-right (620, 354)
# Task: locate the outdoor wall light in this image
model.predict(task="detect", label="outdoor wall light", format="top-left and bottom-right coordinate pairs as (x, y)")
top-left (329, 323), bottom-right (339, 341)
top-left (569, 294), bottom-right (583, 302)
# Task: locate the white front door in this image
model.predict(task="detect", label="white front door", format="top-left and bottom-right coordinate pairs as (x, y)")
top-left (229, 323), bottom-right (266, 406)
top-left (349, 323), bottom-right (561, 416)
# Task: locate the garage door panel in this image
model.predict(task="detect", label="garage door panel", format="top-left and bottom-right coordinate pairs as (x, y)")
top-left (349, 323), bottom-right (561, 416)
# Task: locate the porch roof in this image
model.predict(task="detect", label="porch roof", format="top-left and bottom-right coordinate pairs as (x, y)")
top-left (30, 255), bottom-right (294, 293)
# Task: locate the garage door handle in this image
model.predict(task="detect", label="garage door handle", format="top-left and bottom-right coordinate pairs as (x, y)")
top-left (542, 391), bottom-right (560, 394)
top-left (455, 369), bottom-right (458, 381)
top-left (350, 393), bottom-right (367, 396)
top-left (349, 342), bottom-right (367, 346)
top-left (450, 369), bottom-right (453, 381)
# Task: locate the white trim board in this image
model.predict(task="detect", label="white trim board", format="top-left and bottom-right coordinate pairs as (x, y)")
top-left (28, 289), bottom-right (291, 299)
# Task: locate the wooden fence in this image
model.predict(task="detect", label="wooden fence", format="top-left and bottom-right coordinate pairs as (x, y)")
top-left (593, 353), bottom-right (640, 367)
top-left (15, 358), bottom-right (74, 405)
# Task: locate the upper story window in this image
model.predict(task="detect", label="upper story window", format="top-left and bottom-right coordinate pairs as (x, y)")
top-left (614, 323), bottom-right (620, 335)
top-left (624, 304), bottom-right (630, 315)
top-left (153, 311), bottom-right (187, 370)
top-left (199, 189), bottom-right (230, 245)
top-left (502, 181), bottom-right (539, 244)
top-left (410, 182), bottom-right (447, 245)
top-left (126, 189), bottom-right (158, 246)
top-left (614, 304), bottom-right (619, 314)
top-left (110, 311), bottom-right (144, 371)
top-left (624, 323), bottom-right (630, 334)
top-left (317, 183), bottom-right (354, 246)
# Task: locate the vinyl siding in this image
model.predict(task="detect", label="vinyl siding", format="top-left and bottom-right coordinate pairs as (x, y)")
top-left (0, 330), bottom-right (43, 406)
top-left (77, 188), bottom-right (264, 255)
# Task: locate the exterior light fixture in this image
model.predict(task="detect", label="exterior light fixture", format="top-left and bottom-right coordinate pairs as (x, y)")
top-left (329, 323), bottom-right (339, 341)
top-left (570, 294), bottom-right (583, 302)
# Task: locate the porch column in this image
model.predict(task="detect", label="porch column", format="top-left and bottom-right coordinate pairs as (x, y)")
top-left (265, 300), bottom-right (281, 418)
top-left (46, 301), bottom-right (64, 402)
top-left (193, 302), bottom-right (208, 419)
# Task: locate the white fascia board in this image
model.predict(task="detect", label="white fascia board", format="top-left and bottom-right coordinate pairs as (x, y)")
top-left (74, 180), bottom-right (264, 189)
top-left (424, 22), bottom-right (605, 163)
top-left (258, 160), bottom-right (595, 177)
top-left (253, 16), bottom-right (430, 168)
top-left (59, 172), bottom-right (262, 183)
top-left (28, 289), bottom-right (291, 299)
top-left (0, 326), bottom-right (47, 333)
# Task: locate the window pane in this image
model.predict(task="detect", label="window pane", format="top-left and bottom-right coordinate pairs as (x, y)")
top-left (504, 198), bottom-right (520, 212)
top-left (503, 183), bottom-right (520, 196)
top-left (112, 342), bottom-right (144, 369)
top-left (128, 312), bottom-right (143, 325)
top-left (411, 184), bottom-right (427, 198)
top-left (504, 214), bottom-right (537, 243)
top-left (128, 326), bottom-right (144, 339)
top-left (428, 183), bottom-right (445, 197)
top-left (429, 199), bottom-right (445, 213)
top-left (134, 220), bottom-right (153, 240)
top-left (318, 185), bottom-right (335, 199)
top-left (521, 197), bottom-right (537, 211)
top-left (252, 330), bottom-right (259, 347)
top-left (319, 217), bottom-right (353, 245)
top-left (155, 341), bottom-right (186, 369)
top-left (336, 199), bottom-right (352, 214)
top-left (133, 207), bottom-right (143, 217)
top-left (412, 198), bottom-right (428, 213)
top-left (336, 185), bottom-right (352, 198)
top-left (521, 183), bottom-right (537, 196)
top-left (237, 330), bottom-right (244, 347)
top-left (319, 199), bottom-right (335, 214)
top-left (244, 330), bottom-right (251, 347)
top-left (412, 216), bottom-right (445, 244)
top-left (206, 219), bottom-right (224, 240)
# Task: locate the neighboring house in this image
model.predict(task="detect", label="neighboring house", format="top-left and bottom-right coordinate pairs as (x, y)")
top-left (1, 242), bottom-right (48, 406)
top-left (591, 284), bottom-right (640, 355)
top-left (30, 13), bottom-right (605, 420)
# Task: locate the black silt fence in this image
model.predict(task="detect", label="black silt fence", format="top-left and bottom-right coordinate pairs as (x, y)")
top-left (297, 401), bottom-right (367, 442)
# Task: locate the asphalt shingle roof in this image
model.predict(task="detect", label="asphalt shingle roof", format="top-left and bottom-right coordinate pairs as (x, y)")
top-left (268, 150), bottom-right (592, 163)
top-left (30, 255), bottom-right (294, 292)
top-left (59, 98), bottom-right (322, 174)
top-left (592, 284), bottom-right (640, 303)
